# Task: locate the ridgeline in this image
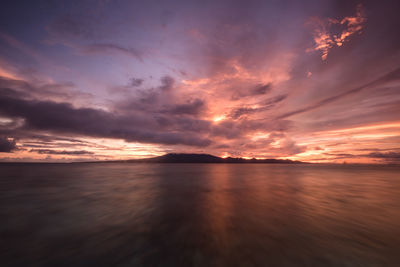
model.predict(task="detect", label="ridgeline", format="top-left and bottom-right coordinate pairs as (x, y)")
top-left (92, 153), bottom-right (304, 164)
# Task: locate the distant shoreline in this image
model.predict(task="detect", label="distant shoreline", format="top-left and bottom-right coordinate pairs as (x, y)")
top-left (83, 153), bottom-right (306, 164)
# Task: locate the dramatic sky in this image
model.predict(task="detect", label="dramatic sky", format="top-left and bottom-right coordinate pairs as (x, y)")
top-left (0, 0), bottom-right (399, 163)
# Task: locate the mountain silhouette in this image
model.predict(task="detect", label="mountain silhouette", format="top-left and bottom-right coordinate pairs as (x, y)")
top-left (93, 153), bottom-right (304, 164)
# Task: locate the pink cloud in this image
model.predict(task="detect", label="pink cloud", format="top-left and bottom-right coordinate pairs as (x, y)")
top-left (307, 4), bottom-right (367, 60)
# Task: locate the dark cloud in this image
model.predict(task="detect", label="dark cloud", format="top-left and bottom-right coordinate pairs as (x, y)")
top-left (323, 151), bottom-right (400, 161)
top-left (230, 94), bottom-right (287, 119)
top-left (263, 94), bottom-right (287, 105)
top-left (211, 120), bottom-right (244, 139)
top-left (251, 83), bottom-right (272, 95)
top-left (115, 76), bottom-right (178, 112)
top-left (159, 76), bottom-right (175, 91)
top-left (323, 153), bottom-right (357, 159)
top-left (129, 78), bottom-right (143, 87)
top-left (164, 99), bottom-right (205, 115)
top-left (215, 144), bottom-right (231, 149)
top-left (367, 152), bottom-right (400, 159)
top-left (0, 88), bottom-right (212, 147)
top-left (0, 137), bottom-right (16, 152)
top-left (232, 83), bottom-right (272, 100)
top-left (30, 149), bottom-right (94, 155)
top-left (107, 78), bottom-right (145, 95)
top-left (230, 107), bottom-right (257, 119)
top-left (0, 76), bottom-right (92, 103)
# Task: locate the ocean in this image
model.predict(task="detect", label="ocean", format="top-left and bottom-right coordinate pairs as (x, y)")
top-left (1, 163), bottom-right (399, 266)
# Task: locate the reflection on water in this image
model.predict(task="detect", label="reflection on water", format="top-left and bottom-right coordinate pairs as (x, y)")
top-left (1, 163), bottom-right (400, 266)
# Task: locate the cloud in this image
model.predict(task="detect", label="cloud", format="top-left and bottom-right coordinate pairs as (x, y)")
top-left (230, 107), bottom-right (258, 119)
top-left (231, 83), bottom-right (272, 100)
top-left (0, 75), bottom-right (92, 104)
top-left (81, 43), bottom-right (143, 61)
top-left (323, 153), bottom-right (357, 160)
top-left (30, 149), bottom-right (94, 155)
top-left (0, 137), bottom-right (16, 152)
top-left (107, 77), bottom-right (145, 95)
top-left (278, 138), bottom-right (307, 156)
top-left (115, 76), bottom-right (178, 112)
top-left (251, 83), bottom-right (272, 96)
top-left (159, 76), bottom-right (175, 91)
top-left (129, 78), bottom-right (143, 87)
top-left (263, 94), bottom-right (287, 105)
top-left (229, 94), bottom-right (287, 119)
top-left (163, 99), bottom-right (205, 115)
top-left (323, 151), bottom-right (400, 162)
top-left (367, 152), bottom-right (400, 159)
top-left (334, 4), bottom-right (367, 46)
top-left (278, 67), bottom-right (400, 119)
top-left (0, 88), bottom-right (212, 147)
top-left (47, 13), bottom-right (145, 61)
top-left (307, 4), bottom-right (367, 60)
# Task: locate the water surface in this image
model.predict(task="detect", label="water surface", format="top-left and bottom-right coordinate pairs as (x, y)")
top-left (1, 163), bottom-right (399, 266)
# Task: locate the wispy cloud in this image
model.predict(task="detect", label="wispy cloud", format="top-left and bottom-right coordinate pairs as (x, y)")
top-left (278, 67), bottom-right (400, 119)
top-left (81, 43), bottom-right (144, 61)
top-left (29, 149), bottom-right (94, 155)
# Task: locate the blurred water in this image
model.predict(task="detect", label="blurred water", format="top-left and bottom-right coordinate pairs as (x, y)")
top-left (0, 163), bottom-right (400, 266)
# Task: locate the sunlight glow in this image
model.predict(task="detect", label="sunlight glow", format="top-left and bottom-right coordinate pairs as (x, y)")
top-left (212, 115), bottom-right (226, 123)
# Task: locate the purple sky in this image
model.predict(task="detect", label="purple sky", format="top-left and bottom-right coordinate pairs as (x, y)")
top-left (0, 0), bottom-right (399, 163)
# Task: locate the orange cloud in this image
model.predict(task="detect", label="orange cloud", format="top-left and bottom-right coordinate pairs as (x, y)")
top-left (289, 122), bottom-right (400, 163)
top-left (308, 4), bottom-right (366, 60)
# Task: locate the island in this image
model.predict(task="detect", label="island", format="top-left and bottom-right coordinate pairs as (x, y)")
top-left (89, 153), bottom-right (305, 164)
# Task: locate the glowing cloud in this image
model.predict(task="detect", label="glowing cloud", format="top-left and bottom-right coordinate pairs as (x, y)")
top-left (308, 4), bottom-right (366, 60)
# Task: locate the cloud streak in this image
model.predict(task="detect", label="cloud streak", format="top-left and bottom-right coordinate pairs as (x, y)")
top-left (29, 149), bottom-right (94, 155)
top-left (81, 43), bottom-right (144, 61)
top-left (278, 67), bottom-right (400, 119)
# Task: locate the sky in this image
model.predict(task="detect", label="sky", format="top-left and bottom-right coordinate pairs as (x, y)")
top-left (0, 0), bottom-right (399, 163)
